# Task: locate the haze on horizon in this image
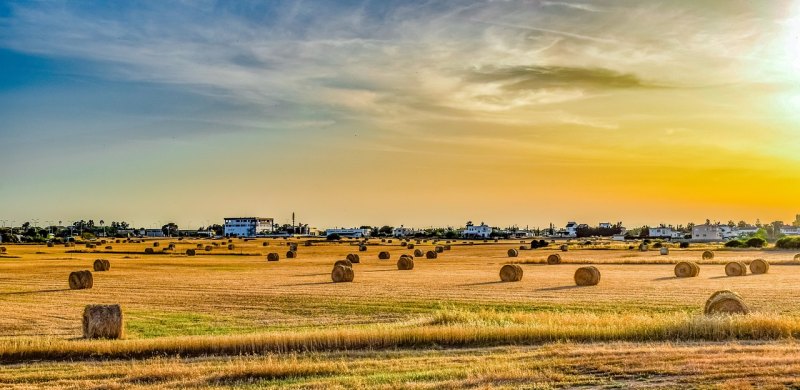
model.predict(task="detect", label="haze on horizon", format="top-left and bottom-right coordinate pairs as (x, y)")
top-left (1, 1), bottom-right (799, 229)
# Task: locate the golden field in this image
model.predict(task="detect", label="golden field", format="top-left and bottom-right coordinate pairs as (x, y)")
top-left (1, 238), bottom-right (800, 388)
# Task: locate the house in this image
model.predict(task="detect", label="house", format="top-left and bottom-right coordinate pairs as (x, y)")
top-left (692, 224), bottom-right (723, 241)
top-left (599, 222), bottom-right (612, 229)
top-left (649, 227), bottom-right (682, 239)
top-left (565, 222), bottom-right (578, 237)
top-left (392, 225), bottom-right (415, 237)
top-left (612, 234), bottom-right (626, 241)
top-left (325, 228), bottom-right (370, 238)
top-left (144, 229), bottom-right (164, 237)
top-left (223, 217), bottom-right (274, 237)
top-left (736, 225), bottom-right (759, 237)
top-left (463, 221), bottom-right (492, 238)
top-left (780, 226), bottom-right (800, 236)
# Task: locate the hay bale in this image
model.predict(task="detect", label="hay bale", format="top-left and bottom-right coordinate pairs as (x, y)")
top-left (105, 246), bottom-right (113, 250)
top-left (381, 239), bottom-right (386, 243)
top-left (674, 261), bottom-right (698, 278)
top-left (93, 259), bottom-right (110, 272)
top-left (704, 290), bottom-right (749, 315)
top-left (407, 244), bottom-right (415, 249)
top-left (186, 249), bottom-right (196, 256)
top-left (547, 254), bottom-right (562, 265)
top-left (305, 241), bottom-right (313, 246)
top-left (213, 242), bottom-right (220, 247)
top-left (425, 250), bottom-right (438, 259)
top-left (435, 246), bottom-right (444, 253)
top-left (262, 242), bottom-right (269, 247)
top-left (334, 259), bottom-right (353, 268)
top-left (560, 244), bottom-right (568, 252)
top-left (443, 245), bottom-right (451, 250)
top-left (725, 261), bottom-right (747, 277)
top-left (702, 251), bottom-right (714, 260)
top-left (414, 249), bottom-right (424, 257)
top-left (227, 244), bottom-right (235, 250)
top-left (83, 304), bottom-right (123, 339)
top-left (400, 242), bottom-right (407, 247)
top-left (639, 243), bottom-right (648, 252)
top-left (286, 250), bottom-right (297, 259)
top-left (196, 244), bottom-right (204, 249)
top-left (378, 251), bottom-right (391, 260)
top-left (144, 248), bottom-right (154, 254)
top-left (507, 248), bottom-right (519, 257)
top-left (346, 254), bottom-right (360, 263)
top-left (86, 244), bottom-right (96, 249)
top-left (167, 243), bottom-right (176, 250)
top-left (0, 246), bottom-right (5, 253)
top-left (359, 245), bottom-right (367, 252)
top-left (795, 253), bottom-right (800, 261)
top-left (267, 253), bottom-right (280, 261)
top-left (388, 239), bottom-right (393, 243)
top-left (660, 247), bottom-right (669, 255)
top-left (749, 259), bottom-right (769, 274)
top-left (47, 242), bottom-right (54, 248)
top-left (153, 242), bottom-right (160, 247)
top-left (68, 270), bottom-right (93, 290)
top-left (574, 266), bottom-right (600, 286)
top-left (115, 239), bottom-right (120, 243)
top-left (205, 245), bottom-right (212, 251)
top-left (331, 264), bottom-right (354, 283)
top-left (397, 256), bottom-right (414, 270)
top-left (499, 264), bottom-right (523, 282)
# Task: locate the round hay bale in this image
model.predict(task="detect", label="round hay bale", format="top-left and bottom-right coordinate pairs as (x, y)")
top-left (507, 248), bottom-right (519, 257)
top-left (702, 251), bottom-right (714, 260)
top-left (286, 250), bottom-right (297, 259)
top-left (334, 259), bottom-right (353, 268)
top-left (346, 254), bottom-right (360, 263)
top-left (196, 244), bottom-right (204, 249)
top-left (749, 259), bottom-right (769, 274)
top-left (660, 247), bottom-right (669, 255)
top-left (690, 262), bottom-right (700, 277)
top-left (443, 245), bottom-right (451, 250)
top-left (400, 242), bottom-right (407, 247)
top-left (674, 261), bottom-right (697, 278)
top-left (425, 250), bottom-right (438, 259)
top-left (205, 245), bottom-right (212, 251)
top-left (519, 245), bottom-right (527, 250)
top-left (725, 261), bottom-right (747, 277)
top-left (397, 256), bottom-right (414, 270)
top-left (83, 304), bottom-right (123, 339)
top-left (105, 246), bottom-right (112, 250)
top-left (378, 251), bottom-right (390, 260)
top-left (407, 244), bottom-right (415, 249)
top-left (639, 243), bottom-right (648, 252)
top-left (93, 259), bottom-right (110, 272)
top-left (795, 253), bottom-right (800, 261)
top-left (267, 253), bottom-right (280, 261)
top-left (704, 290), bottom-right (749, 315)
top-left (100, 240), bottom-right (107, 245)
top-left (69, 270), bottom-right (93, 290)
top-left (262, 242), bottom-right (269, 247)
top-left (0, 246), bottom-right (5, 253)
top-left (359, 245), bottom-right (367, 252)
top-left (213, 242), bottom-right (220, 247)
top-left (387, 239), bottom-right (393, 243)
top-left (167, 244), bottom-right (176, 250)
top-left (547, 254), bottom-right (562, 265)
top-left (186, 249), bottom-right (196, 256)
top-left (227, 244), bottom-right (235, 250)
top-left (47, 242), bottom-right (54, 248)
top-left (499, 264), bottom-right (523, 282)
top-left (153, 242), bottom-right (159, 247)
top-left (304, 241), bottom-right (313, 247)
top-left (414, 249), bottom-right (424, 257)
top-left (560, 244), bottom-right (568, 252)
top-left (144, 248), bottom-right (154, 254)
top-left (228, 239), bottom-right (232, 243)
top-left (331, 264), bottom-right (354, 283)
top-left (574, 266), bottom-right (600, 286)
top-left (435, 246), bottom-right (444, 253)
top-left (115, 239), bottom-right (120, 243)
top-left (86, 244), bottom-right (96, 249)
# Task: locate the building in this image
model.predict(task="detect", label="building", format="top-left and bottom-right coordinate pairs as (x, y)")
top-left (564, 222), bottom-right (578, 237)
top-left (599, 222), bottom-right (612, 229)
top-left (780, 226), bottom-right (800, 236)
top-left (392, 225), bottom-right (415, 237)
top-left (692, 224), bottom-right (723, 241)
top-left (223, 217), bottom-right (274, 237)
top-left (649, 227), bottom-right (682, 239)
top-left (463, 221), bottom-right (492, 238)
top-left (325, 228), bottom-right (370, 238)
top-left (144, 229), bottom-right (164, 237)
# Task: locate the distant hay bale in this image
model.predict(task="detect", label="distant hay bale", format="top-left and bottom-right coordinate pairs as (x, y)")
top-left (704, 290), bottom-right (749, 315)
top-left (286, 250), bottom-right (297, 259)
top-left (547, 254), bottom-right (562, 265)
top-left (228, 239), bottom-right (232, 243)
top-left (93, 259), bottom-right (110, 272)
top-left (749, 259), bottom-right (769, 274)
top-left (83, 304), bottom-right (123, 339)
top-left (305, 241), bottom-right (313, 246)
top-left (725, 261), bottom-right (748, 277)
top-left (560, 244), bottom-right (568, 252)
top-left (425, 250), bottom-right (438, 259)
top-left (499, 264), bottom-right (523, 282)
top-left (115, 240), bottom-right (120, 244)
top-left (227, 244), bottom-right (235, 250)
top-left (397, 256), bottom-right (414, 270)
top-left (262, 242), bottom-right (269, 247)
top-left (574, 266), bottom-right (600, 286)
top-left (414, 249), bottom-right (424, 257)
top-left (186, 249), bottom-right (196, 256)
top-left (378, 251), bottom-right (391, 260)
top-left (795, 253), bottom-right (800, 261)
top-left (507, 248), bottom-right (519, 257)
top-left (144, 248), bottom-right (154, 254)
top-left (196, 244), bottom-right (203, 249)
top-left (205, 246), bottom-right (212, 251)
top-left (407, 244), bottom-right (415, 249)
top-left (100, 240), bottom-right (107, 245)
top-left (86, 244), bottom-right (96, 249)
top-left (435, 246), bottom-right (444, 253)
top-left (443, 245), bottom-right (451, 250)
top-left (213, 242), bottom-right (220, 247)
top-left (702, 251), bottom-right (714, 260)
top-left (105, 246), bottom-right (112, 250)
top-left (267, 253), bottom-right (280, 261)
top-left (400, 242), bottom-right (407, 247)
top-left (47, 242), bottom-right (54, 248)
top-left (289, 243), bottom-right (298, 251)
top-left (674, 261), bottom-right (699, 278)
top-left (388, 240), bottom-right (393, 243)
top-left (334, 259), bottom-right (353, 268)
top-left (660, 247), bottom-right (669, 255)
top-left (153, 242), bottom-right (159, 247)
top-left (331, 264), bottom-right (354, 283)
top-left (359, 245), bottom-right (367, 252)
top-left (381, 239), bottom-right (386, 243)
top-left (167, 244), bottom-right (176, 250)
top-left (639, 243), bottom-right (648, 252)
top-left (519, 245), bottom-right (527, 250)
top-left (68, 270), bottom-right (93, 290)
top-left (346, 254), bottom-right (360, 263)
top-left (0, 246), bottom-right (5, 253)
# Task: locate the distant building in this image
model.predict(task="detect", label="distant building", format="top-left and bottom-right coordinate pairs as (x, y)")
top-left (144, 229), bottom-right (164, 237)
top-left (649, 227), bottom-right (682, 239)
top-left (692, 224), bottom-right (723, 241)
top-left (599, 222), bottom-right (612, 229)
top-left (392, 225), bottom-right (415, 237)
top-left (463, 221), bottom-right (492, 238)
top-left (612, 234), bottom-right (626, 241)
top-left (736, 225), bottom-right (759, 237)
top-left (325, 228), bottom-right (370, 238)
top-left (780, 226), bottom-right (800, 236)
top-left (224, 217), bottom-right (274, 237)
top-left (564, 221), bottom-right (578, 237)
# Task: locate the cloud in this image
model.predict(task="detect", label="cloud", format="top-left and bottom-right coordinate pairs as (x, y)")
top-left (467, 65), bottom-right (652, 90)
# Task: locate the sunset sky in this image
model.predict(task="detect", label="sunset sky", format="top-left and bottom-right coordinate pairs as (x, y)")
top-left (1, 1), bottom-right (799, 229)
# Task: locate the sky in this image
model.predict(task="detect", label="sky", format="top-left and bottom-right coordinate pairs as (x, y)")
top-left (1, 0), bottom-right (800, 230)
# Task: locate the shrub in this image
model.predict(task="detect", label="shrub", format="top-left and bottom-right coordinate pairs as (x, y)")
top-left (327, 233), bottom-right (341, 241)
top-left (745, 237), bottom-right (767, 248)
top-left (776, 236), bottom-right (800, 249)
top-left (679, 242), bottom-right (690, 248)
top-left (725, 240), bottom-right (744, 248)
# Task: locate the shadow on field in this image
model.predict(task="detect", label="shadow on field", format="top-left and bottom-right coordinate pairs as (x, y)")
top-left (358, 269), bottom-right (398, 273)
top-left (536, 285), bottom-right (583, 291)
top-left (458, 281), bottom-right (505, 287)
top-left (652, 276), bottom-right (677, 281)
top-left (0, 288), bottom-right (70, 296)
top-left (293, 273), bottom-right (329, 277)
top-left (278, 281), bottom-right (334, 287)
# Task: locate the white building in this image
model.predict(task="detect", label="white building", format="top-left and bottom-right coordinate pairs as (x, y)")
top-left (780, 226), bottom-right (800, 236)
top-left (392, 225), bottom-right (415, 237)
top-left (224, 217), bottom-right (274, 237)
top-left (736, 226), bottom-right (759, 237)
top-left (144, 229), bottom-right (164, 237)
top-left (565, 222), bottom-right (578, 237)
top-left (692, 224), bottom-right (723, 241)
top-left (649, 227), bottom-right (682, 239)
top-left (463, 221), bottom-right (492, 238)
top-left (325, 228), bottom-right (370, 238)
top-left (599, 222), bottom-right (612, 229)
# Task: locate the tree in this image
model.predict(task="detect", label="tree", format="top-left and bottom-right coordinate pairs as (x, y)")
top-left (161, 223), bottom-right (179, 237)
top-left (737, 220), bottom-right (748, 228)
top-left (326, 233), bottom-right (341, 241)
top-left (208, 224), bottom-right (224, 236)
top-left (378, 226), bottom-right (393, 236)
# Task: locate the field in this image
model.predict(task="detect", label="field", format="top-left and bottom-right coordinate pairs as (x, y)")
top-left (1, 238), bottom-right (800, 388)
